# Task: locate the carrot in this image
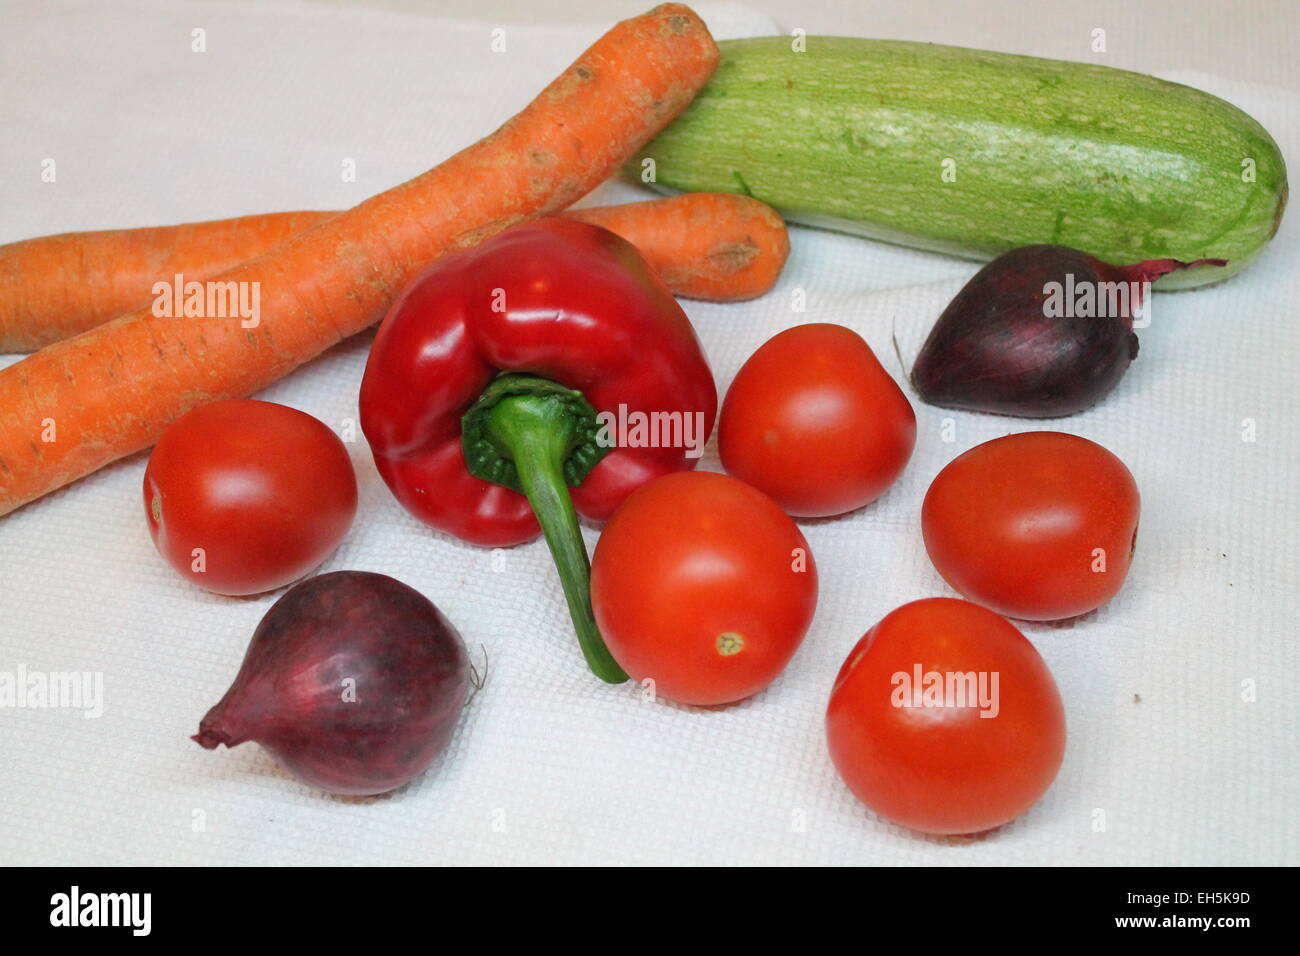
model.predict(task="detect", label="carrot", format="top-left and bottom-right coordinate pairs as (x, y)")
top-left (566, 193), bottom-right (788, 301)
top-left (0, 211), bottom-right (335, 350)
top-left (0, 3), bottom-right (719, 517)
top-left (0, 191), bottom-right (786, 351)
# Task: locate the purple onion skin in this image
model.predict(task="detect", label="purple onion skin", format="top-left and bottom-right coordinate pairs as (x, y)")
top-left (194, 570), bottom-right (470, 796)
top-left (911, 244), bottom-right (1225, 418)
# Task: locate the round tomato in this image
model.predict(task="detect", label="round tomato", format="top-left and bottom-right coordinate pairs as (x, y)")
top-left (719, 323), bottom-right (915, 517)
top-left (922, 431), bottom-right (1140, 621)
top-left (144, 399), bottom-right (357, 596)
top-left (826, 597), bottom-right (1066, 835)
top-left (590, 471), bottom-right (818, 706)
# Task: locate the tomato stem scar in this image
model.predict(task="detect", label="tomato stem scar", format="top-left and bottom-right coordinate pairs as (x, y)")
top-left (715, 632), bottom-right (745, 656)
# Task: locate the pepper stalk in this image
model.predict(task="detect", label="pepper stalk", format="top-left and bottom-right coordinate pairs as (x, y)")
top-left (461, 373), bottom-right (627, 683)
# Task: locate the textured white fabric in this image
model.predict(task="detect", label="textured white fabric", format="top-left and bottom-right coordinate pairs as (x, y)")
top-left (1, 0), bottom-right (1296, 866)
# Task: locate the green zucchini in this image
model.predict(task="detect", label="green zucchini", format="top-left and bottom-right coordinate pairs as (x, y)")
top-left (630, 37), bottom-right (1287, 288)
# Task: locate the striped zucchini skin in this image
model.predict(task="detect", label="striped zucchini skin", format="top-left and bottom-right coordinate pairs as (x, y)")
top-left (631, 37), bottom-right (1287, 289)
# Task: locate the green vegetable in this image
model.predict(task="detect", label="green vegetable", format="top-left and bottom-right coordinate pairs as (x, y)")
top-left (629, 37), bottom-right (1287, 288)
top-left (462, 374), bottom-right (626, 684)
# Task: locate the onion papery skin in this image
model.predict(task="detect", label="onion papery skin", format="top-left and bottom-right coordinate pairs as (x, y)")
top-left (194, 571), bottom-right (470, 796)
top-left (911, 244), bottom-right (1224, 418)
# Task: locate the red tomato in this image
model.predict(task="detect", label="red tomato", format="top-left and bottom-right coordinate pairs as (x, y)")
top-left (144, 399), bottom-right (357, 596)
top-left (591, 471), bottom-right (818, 705)
top-left (826, 597), bottom-right (1066, 835)
top-left (719, 323), bottom-right (915, 517)
top-left (922, 431), bottom-right (1140, 621)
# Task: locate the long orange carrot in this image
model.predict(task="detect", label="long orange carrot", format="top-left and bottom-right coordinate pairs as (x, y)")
top-left (0, 191), bottom-right (786, 351)
top-left (0, 3), bottom-right (718, 516)
top-left (0, 211), bottom-right (335, 350)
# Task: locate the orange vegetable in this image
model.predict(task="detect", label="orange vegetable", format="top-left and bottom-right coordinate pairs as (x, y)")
top-left (0, 3), bottom-right (719, 516)
top-left (567, 193), bottom-right (787, 303)
top-left (0, 193), bottom-right (786, 351)
top-left (0, 211), bottom-right (335, 351)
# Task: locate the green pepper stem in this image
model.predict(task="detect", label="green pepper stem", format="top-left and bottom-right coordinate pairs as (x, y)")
top-left (480, 393), bottom-right (628, 684)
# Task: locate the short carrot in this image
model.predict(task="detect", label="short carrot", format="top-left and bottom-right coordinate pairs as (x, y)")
top-left (0, 3), bottom-right (719, 517)
top-left (0, 192), bottom-right (786, 351)
top-left (566, 193), bottom-right (788, 302)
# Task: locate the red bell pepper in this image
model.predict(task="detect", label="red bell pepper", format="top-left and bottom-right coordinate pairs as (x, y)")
top-left (359, 218), bottom-right (717, 682)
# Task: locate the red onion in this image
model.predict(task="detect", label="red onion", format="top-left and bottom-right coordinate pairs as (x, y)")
top-left (194, 570), bottom-right (470, 795)
top-left (911, 244), bottom-right (1226, 418)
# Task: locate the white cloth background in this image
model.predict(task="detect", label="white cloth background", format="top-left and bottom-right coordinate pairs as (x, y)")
top-left (1, 0), bottom-right (1296, 865)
